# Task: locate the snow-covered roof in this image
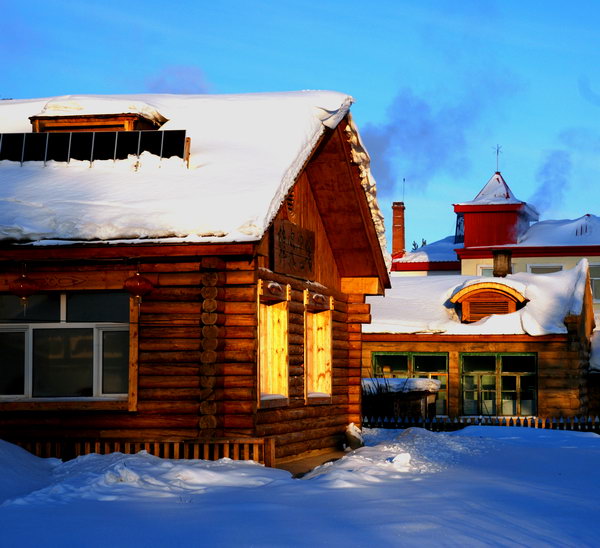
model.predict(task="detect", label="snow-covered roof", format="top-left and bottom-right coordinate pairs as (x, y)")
top-left (393, 236), bottom-right (461, 264)
top-left (29, 96), bottom-right (167, 125)
top-left (456, 172), bottom-right (539, 220)
top-left (458, 172), bottom-right (521, 206)
top-left (365, 260), bottom-right (589, 336)
top-left (0, 92), bottom-right (386, 247)
top-left (517, 214), bottom-right (600, 247)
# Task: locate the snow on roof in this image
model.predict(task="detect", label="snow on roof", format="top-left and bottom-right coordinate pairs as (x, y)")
top-left (393, 235), bottom-right (461, 264)
top-left (365, 259), bottom-right (589, 336)
top-left (0, 92), bottom-right (386, 247)
top-left (458, 172), bottom-right (521, 205)
top-left (456, 172), bottom-right (539, 220)
top-left (517, 214), bottom-right (600, 247)
top-left (30, 95), bottom-right (168, 125)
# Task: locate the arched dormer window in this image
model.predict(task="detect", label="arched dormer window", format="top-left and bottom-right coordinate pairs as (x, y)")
top-left (450, 282), bottom-right (527, 323)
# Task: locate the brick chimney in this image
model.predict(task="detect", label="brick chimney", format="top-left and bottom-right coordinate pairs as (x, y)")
top-left (392, 202), bottom-right (406, 257)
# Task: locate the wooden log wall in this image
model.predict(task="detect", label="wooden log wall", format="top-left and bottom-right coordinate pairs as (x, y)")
top-left (254, 268), bottom-right (369, 460)
top-left (362, 337), bottom-right (589, 418)
top-left (0, 256), bottom-right (259, 445)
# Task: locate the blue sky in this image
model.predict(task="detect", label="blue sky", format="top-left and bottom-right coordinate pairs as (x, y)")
top-left (3, 1), bottom-right (600, 248)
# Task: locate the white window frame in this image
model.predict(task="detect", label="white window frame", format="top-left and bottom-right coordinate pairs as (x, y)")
top-left (0, 295), bottom-right (129, 401)
top-left (477, 265), bottom-right (494, 277)
top-left (527, 264), bottom-right (563, 274)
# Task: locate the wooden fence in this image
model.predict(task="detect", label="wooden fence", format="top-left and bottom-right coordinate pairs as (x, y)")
top-left (11, 437), bottom-right (277, 467)
top-left (362, 415), bottom-right (600, 434)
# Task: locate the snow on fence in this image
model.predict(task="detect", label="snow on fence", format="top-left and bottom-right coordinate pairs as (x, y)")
top-left (362, 415), bottom-right (600, 433)
top-left (11, 437), bottom-right (277, 467)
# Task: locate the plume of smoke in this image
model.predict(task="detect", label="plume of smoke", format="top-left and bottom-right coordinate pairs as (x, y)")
top-left (559, 127), bottom-right (600, 154)
top-left (578, 76), bottom-right (600, 108)
top-left (361, 79), bottom-right (509, 200)
top-left (529, 150), bottom-right (572, 215)
top-left (146, 65), bottom-right (211, 94)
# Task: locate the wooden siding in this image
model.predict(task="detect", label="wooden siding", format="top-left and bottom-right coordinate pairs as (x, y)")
top-left (269, 171), bottom-right (341, 289)
top-left (362, 336), bottom-right (589, 417)
top-left (254, 268), bottom-right (360, 459)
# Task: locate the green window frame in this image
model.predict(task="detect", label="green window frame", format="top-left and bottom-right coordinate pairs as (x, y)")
top-left (372, 352), bottom-right (448, 415)
top-left (461, 353), bottom-right (537, 416)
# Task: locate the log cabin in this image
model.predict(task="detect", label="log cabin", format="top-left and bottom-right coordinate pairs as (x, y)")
top-left (362, 260), bottom-right (597, 418)
top-left (0, 92), bottom-right (390, 464)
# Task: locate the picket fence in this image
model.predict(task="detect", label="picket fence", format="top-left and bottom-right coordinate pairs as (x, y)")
top-left (362, 414), bottom-right (600, 433)
top-left (12, 437), bottom-right (277, 467)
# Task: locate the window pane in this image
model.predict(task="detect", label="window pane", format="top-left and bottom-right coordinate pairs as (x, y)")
top-left (520, 375), bottom-right (537, 392)
top-left (0, 294), bottom-right (60, 323)
top-left (375, 354), bottom-right (408, 377)
top-left (501, 392), bottom-right (516, 415)
top-left (463, 391), bottom-right (478, 415)
top-left (414, 354), bottom-right (447, 373)
top-left (589, 266), bottom-right (600, 278)
top-left (480, 267), bottom-right (493, 277)
top-left (501, 376), bottom-right (517, 390)
top-left (481, 391), bottom-right (496, 414)
top-left (0, 332), bottom-right (25, 395)
top-left (67, 293), bottom-right (129, 323)
top-left (529, 265), bottom-right (562, 274)
top-left (102, 331), bottom-right (129, 394)
top-left (481, 375), bottom-right (496, 390)
top-left (33, 329), bottom-right (93, 397)
top-left (502, 355), bottom-right (536, 373)
top-left (592, 278), bottom-right (600, 300)
top-left (463, 355), bottom-right (495, 372)
top-left (521, 398), bottom-right (536, 416)
top-left (463, 375), bottom-right (476, 391)
top-left (436, 392), bottom-right (447, 415)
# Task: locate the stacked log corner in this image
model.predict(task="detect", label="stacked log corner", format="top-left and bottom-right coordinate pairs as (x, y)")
top-left (217, 258), bottom-right (258, 437)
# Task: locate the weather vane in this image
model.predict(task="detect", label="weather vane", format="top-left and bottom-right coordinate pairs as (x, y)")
top-left (493, 144), bottom-right (502, 172)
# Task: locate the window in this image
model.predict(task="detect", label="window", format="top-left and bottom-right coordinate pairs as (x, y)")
top-left (258, 281), bottom-right (290, 404)
top-left (372, 352), bottom-right (448, 415)
top-left (304, 291), bottom-right (333, 400)
top-left (590, 265), bottom-right (600, 301)
top-left (461, 353), bottom-right (536, 416)
top-left (527, 265), bottom-right (563, 274)
top-left (0, 293), bottom-right (129, 400)
top-left (0, 130), bottom-right (188, 163)
top-left (478, 264), bottom-right (517, 277)
top-left (450, 282), bottom-right (527, 323)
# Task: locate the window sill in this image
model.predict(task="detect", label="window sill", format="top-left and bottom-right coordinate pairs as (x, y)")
top-left (306, 394), bottom-right (332, 405)
top-left (0, 399), bottom-right (129, 412)
top-left (259, 396), bottom-right (289, 409)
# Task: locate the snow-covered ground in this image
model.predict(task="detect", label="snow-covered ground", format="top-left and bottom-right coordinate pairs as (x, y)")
top-left (1, 426), bottom-right (599, 547)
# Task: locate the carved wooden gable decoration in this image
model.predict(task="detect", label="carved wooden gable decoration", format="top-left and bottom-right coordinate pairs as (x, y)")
top-left (450, 282), bottom-right (527, 323)
top-left (273, 219), bottom-right (315, 279)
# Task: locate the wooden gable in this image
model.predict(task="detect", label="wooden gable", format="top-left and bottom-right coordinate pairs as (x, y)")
top-left (301, 117), bottom-right (389, 294)
top-left (450, 282), bottom-right (527, 323)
